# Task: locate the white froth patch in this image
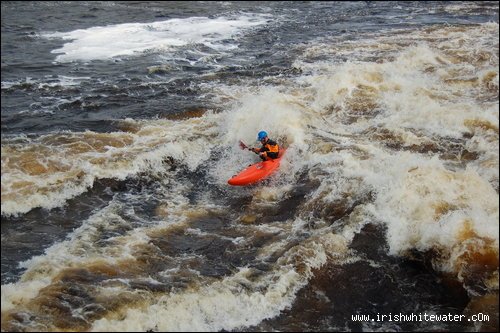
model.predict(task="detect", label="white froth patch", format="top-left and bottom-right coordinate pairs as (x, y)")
top-left (305, 43), bottom-right (495, 138)
top-left (222, 88), bottom-right (307, 146)
top-left (18, 203), bottom-right (151, 282)
top-left (43, 15), bottom-right (270, 62)
top-left (2, 194), bottom-right (189, 309)
top-left (90, 233), bottom-right (348, 332)
top-left (348, 151), bottom-right (499, 263)
top-left (1, 115), bottom-right (220, 216)
top-left (286, 23), bottom-right (499, 290)
top-left (1, 279), bottom-right (52, 312)
top-left (93, 270), bottom-right (301, 332)
top-left (298, 23), bottom-right (499, 141)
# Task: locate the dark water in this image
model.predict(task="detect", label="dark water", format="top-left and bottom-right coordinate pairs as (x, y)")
top-left (1, 1), bottom-right (498, 332)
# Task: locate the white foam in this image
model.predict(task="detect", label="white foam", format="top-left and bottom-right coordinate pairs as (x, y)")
top-left (90, 233), bottom-right (348, 332)
top-left (340, 149), bottom-right (499, 263)
top-left (43, 15), bottom-right (270, 62)
top-left (18, 202), bottom-right (151, 278)
top-left (1, 278), bottom-right (52, 312)
top-left (280, 24), bottom-right (499, 285)
top-left (1, 115), bottom-right (221, 216)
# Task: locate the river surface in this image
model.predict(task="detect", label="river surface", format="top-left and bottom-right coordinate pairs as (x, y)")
top-left (1, 1), bottom-right (498, 331)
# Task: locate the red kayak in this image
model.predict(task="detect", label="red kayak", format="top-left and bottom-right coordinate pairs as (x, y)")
top-left (228, 149), bottom-right (286, 186)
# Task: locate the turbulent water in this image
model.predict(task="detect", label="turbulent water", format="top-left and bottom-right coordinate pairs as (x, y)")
top-left (1, 1), bottom-right (499, 332)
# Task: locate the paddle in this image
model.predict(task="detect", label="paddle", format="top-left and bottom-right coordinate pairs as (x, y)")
top-left (239, 140), bottom-right (250, 150)
top-left (240, 140), bottom-right (260, 155)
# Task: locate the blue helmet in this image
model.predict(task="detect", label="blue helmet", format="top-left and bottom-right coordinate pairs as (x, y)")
top-left (257, 131), bottom-right (268, 141)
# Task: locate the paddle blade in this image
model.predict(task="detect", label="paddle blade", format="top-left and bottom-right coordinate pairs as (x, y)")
top-left (239, 140), bottom-right (248, 150)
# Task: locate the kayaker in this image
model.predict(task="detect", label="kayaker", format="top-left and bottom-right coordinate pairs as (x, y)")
top-left (250, 131), bottom-right (280, 161)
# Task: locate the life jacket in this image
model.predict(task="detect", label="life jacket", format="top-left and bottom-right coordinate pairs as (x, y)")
top-left (260, 139), bottom-right (279, 159)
